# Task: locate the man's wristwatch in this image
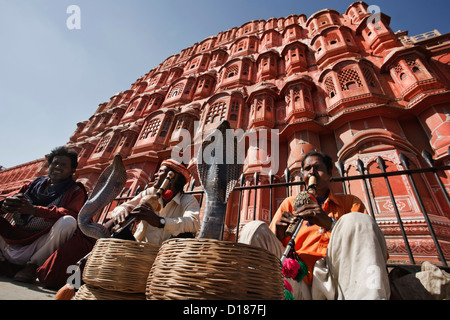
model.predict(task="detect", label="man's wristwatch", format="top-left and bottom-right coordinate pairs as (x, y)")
top-left (158, 217), bottom-right (166, 229)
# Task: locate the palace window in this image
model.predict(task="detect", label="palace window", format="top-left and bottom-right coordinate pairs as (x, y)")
top-left (362, 68), bottom-right (377, 88)
top-left (406, 57), bottom-right (420, 73)
top-left (230, 101), bottom-right (239, 121)
top-left (337, 68), bottom-right (363, 91)
top-left (227, 65), bottom-right (239, 78)
top-left (324, 76), bottom-right (336, 98)
top-left (140, 119), bottom-right (161, 140)
top-left (393, 62), bottom-right (404, 80)
top-left (151, 96), bottom-right (162, 108)
top-left (206, 101), bottom-right (227, 124)
top-left (242, 63), bottom-right (250, 76)
top-left (170, 83), bottom-right (184, 98)
top-left (190, 58), bottom-right (200, 69)
top-left (159, 118), bottom-right (171, 138)
top-left (95, 136), bottom-right (111, 153)
top-left (176, 117), bottom-right (184, 129)
top-left (106, 136), bottom-right (120, 153)
top-left (293, 86), bottom-right (301, 104)
top-left (184, 82), bottom-right (193, 95)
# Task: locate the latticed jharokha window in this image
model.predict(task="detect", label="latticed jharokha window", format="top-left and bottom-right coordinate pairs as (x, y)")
top-left (230, 101), bottom-right (239, 121)
top-left (198, 78), bottom-right (211, 89)
top-left (242, 63), bottom-right (250, 76)
top-left (176, 116), bottom-right (193, 130)
top-left (184, 82), bottom-right (193, 95)
top-left (190, 58), bottom-right (200, 69)
top-left (140, 118), bottom-right (161, 140)
top-left (206, 101), bottom-right (227, 124)
top-left (394, 62), bottom-right (403, 75)
top-left (151, 96), bottom-right (162, 107)
top-left (106, 136), bottom-right (119, 153)
top-left (393, 62), bottom-right (407, 80)
top-left (293, 86), bottom-right (301, 104)
top-left (159, 118), bottom-right (171, 138)
top-left (95, 136), bottom-right (111, 153)
top-left (150, 75), bottom-right (162, 87)
top-left (362, 68), bottom-right (377, 87)
top-left (405, 57), bottom-right (421, 73)
top-left (237, 40), bottom-right (246, 52)
top-left (324, 76), bottom-right (336, 98)
top-left (169, 83), bottom-right (184, 98)
top-left (226, 65), bottom-right (239, 78)
top-left (338, 68), bottom-right (363, 91)
top-left (255, 98), bottom-right (263, 112)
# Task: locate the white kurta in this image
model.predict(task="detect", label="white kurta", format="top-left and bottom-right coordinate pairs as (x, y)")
top-left (110, 187), bottom-right (200, 246)
top-left (239, 212), bottom-right (390, 300)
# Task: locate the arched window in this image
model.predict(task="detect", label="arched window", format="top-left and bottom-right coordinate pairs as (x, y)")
top-left (393, 62), bottom-right (404, 80)
top-left (106, 135), bottom-right (120, 153)
top-left (406, 57), bottom-right (421, 73)
top-left (362, 67), bottom-right (377, 88)
top-left (206, 101), bottom-right (227, 124)
top-left (242, 63), bottom-right (250, 77)
top-left (226, 65), bottom-right (239, 78)
top-left (95, 136), bottom-right (111, 153)
top-left (140, 119), bottom-right (161, 140)
top-left (337, 68), bottom-right (363, 91)
top-left (159, 118), bottom-right (171, 138)
top-left (230, 100), bottom-right (240, 120)
top-left (237, 41), bottom-right (246, 52)
top-left (324, 76), bottom-right (336, 98)
top-left (168, 83), bottom-right (184, 98)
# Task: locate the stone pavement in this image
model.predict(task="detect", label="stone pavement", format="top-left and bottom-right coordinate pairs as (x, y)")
top-left (0, 276), bottom-right (56, 300)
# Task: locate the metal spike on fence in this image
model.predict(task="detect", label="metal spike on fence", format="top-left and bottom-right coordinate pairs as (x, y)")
top-left (253, 171), bottom-right (259, 220)
top-left (356, 159), bottom-right (376, 219)
top-left (335, 161), bottom-right (347, 194)
top-left (284, 167), bottom-right (291, 197)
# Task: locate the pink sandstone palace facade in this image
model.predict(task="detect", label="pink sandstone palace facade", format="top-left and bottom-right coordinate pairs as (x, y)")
top-left (1, 2), bottom-right (449, 264)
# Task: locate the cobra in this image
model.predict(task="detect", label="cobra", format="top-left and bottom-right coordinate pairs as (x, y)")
top-left (78, 154), bottom-right (127, 239)
top-left (196, 120), bottom-right (243, 240)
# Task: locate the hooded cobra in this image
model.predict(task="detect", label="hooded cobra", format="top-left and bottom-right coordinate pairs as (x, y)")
top-left (196, 120), bottom-right (243, 240)
top-left (78, 154), bottom-right (127, 239)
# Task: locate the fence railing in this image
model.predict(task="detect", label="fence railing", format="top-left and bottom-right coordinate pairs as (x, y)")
top-left (101, 151), bottom-right (449, 269)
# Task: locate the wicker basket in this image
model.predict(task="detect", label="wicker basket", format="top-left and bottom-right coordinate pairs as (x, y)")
top-left (74, 284), bottom-right (146, 300)
top-left (82, 238), bottom-right (159, 293)
top-left (146, 238), bottom-right (285, 300)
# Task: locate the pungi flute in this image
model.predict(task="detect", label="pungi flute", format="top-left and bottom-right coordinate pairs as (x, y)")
top-left (280, 175), bottom-right (317, 265)
top-left (110, 171), bottom-right (175, 236)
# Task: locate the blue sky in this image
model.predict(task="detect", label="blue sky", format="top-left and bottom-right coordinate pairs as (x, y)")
top-left (0, 0), bottom-right (449, 169)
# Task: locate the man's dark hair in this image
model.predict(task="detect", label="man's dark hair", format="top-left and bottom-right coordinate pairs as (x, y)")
top-left (174, 175), bottom-right (187, 192)
top-left (47, 146), bottom-right (79, 169)
top-left (173, 161), bottom-right (188, 192)
top-left (301, 151), bottom-right (333, 175)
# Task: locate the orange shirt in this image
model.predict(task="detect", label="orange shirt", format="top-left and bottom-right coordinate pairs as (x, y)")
top-left (269, 191), bottom-right (367, 284)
